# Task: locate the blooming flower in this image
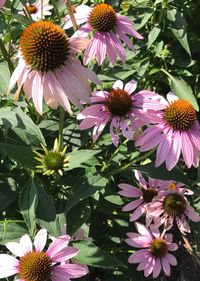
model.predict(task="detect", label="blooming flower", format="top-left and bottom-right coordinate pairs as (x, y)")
top-left (64, 3), bottom-right (143, 65)
top-left (126, 222), bottom-right (178, 277)
top-left (9, 21), bottom-right (100, 115)
top-left (118, 170), bottom-right (168, 223)
top-left (135, 92), bottom-right (200, 170)
top-left (19, 0), bottom-right (53, 21)
top-left (34, 138), bottom-right (70, 176)
top-left (77, 80), bottom-right (156, 146)
top-left (147, 182), bottom-right (200, 234)
top-left (0, 228), bottom-right (88, 280)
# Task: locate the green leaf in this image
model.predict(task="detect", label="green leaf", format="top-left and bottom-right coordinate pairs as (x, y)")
top-left (0, 107), bottom-right (45, 145)
top-left (67, 199), bottom-right (90, 236)
top-left (161, 69), bottom-right (199, 111)
top-left (19, 179), bottom-right (38, 235)
top-left (66, 149), bottom-right (100, 170)
top-left (0, 222), bottom-right (27, 245)
top-left (0, 182), bottom-right (17, 212)
top-left (0, 142), bottom-right (37, 168)
top-left (65, 173), bottom-right (108, 213)
top-left (167, 8), bottom-right (191, 56)
top-left (35, 182), bottom-right (61, 236)
top-left (147, 24), bottom-right (161, 48)
top-left (72, 240), bottom-right (126, 269)
top-left (0, 62), bottom-right (10, 95)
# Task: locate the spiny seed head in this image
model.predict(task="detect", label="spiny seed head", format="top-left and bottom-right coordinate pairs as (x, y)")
top-left (163, 193), bottom-right (186, 217)
top-left (20, 21), bottom-right (70, 73)
top-left (89, 4), bottom-right (116, 32)
top-left (142, 188), bottom-right (158, 203)
top-left (106, 89), bottom-right (133, 116)
top-left (163, 99), bottom-right (196, 131)
top-left (43, 151), bottom-right (65, 171)
top-left (19, 251), bottom-right (51, 281)
top-left (26, 4), bottom-right (38, 14)
top-left (150, 238), bottom-right (168, 257)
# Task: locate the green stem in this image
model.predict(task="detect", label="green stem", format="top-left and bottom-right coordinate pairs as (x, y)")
top-left (109, 148), bottom-right (156, 176)
top-left (58, 107), bottom-right (65, 149)
top-left (65, 0), bottom-right (78, 31)
top-left (101, 139), bottom-right (128, 172)
top-left (51, 0), bottom-right (61, 23)
top-left (0, 220), bottom-right (26, 224)
top-left (0, 38), bottom-right (14, 72)
top-left (41, 0), bottom-right (43, 19)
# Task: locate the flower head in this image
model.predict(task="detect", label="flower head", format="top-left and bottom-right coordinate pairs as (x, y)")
top-left (77, 80), bottom-right (153, 146)
top-left (9, 20), bottom-right (100, 115)
top-left (147, 182), bottom-right (200, 234)
top-left (64, 3), bottom-right (143, 65)
top-left (0, 229), bottom-right (88, 280)
top-left (19, 0), bottom-right (53, 21)
top-left (34, 138), bottom-right (70, 176)
top-left (126, 222), bottom-right (178, 277)
top-left (136, 92), bottom-right (200, 170)
top-left (118, 170), bottom-right (168, 224)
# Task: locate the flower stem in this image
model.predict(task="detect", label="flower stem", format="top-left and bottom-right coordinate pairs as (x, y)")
top-left (51, 0), bottom-right (61, 23)
top-left (58, 107), bottom-right (65, 149)
top-left (0, 38), bottom-right (14, 72)
top-left (109, 148), bottom-right (156, 176)
top-left (65, 0), bottom-right (78, 31)
top-left (41, 0), bottom-right (43, 19)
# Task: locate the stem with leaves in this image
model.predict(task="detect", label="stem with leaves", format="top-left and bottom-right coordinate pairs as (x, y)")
top-left (0, 38), bottom-right (14, 72)
top-left (58, 107), bottom-right (65, 149)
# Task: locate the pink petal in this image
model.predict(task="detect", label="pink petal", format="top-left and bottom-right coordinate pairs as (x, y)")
top-left (181, 131), bottom-right (194, 168)
top-left (126, 234), bottom-right (151, 248)
top-left (5, 242), bottom-right (24, 257)
top-left (185, 205), bottom-right (200, 222)
top-left (34, 228), bottom-right (47, 252)
top-left (167, 243), bottom-right (178, 251)
top-left (31, 72), bottom-right (44, 115)
top-left (135, 222), bottom-right (152, 239)
top-left (165, 130), bottom-right (181, 170)
top-left (50, 247), bottom-right (79, 263)
top-left (118, 183), bottom-right (142, 197)
top-left (130, 205), bottom-right (145, 221)
top-left (161, 256), bottom-right (171, 276)
top-left (0, 254), bottom-right (19, 278)
top-left (122, 199), bottom-right (143, 212)
top-left (47, 235), bottom-right (71, 258)
top-left (128, 249), bottom-right (149, 263)
top-left (112, 80), bottom-right (123, 90)
top-left (52, 264), bottom-right (88, 279)
top-left (124, 80), bottom-right (137, 94)
top-left (166, 92), bottom-right (179, 103)
top-left (153, 258), bottom-right (161, 278)
top-left (165, 253), bottom-right (177, 266)
top-left (19, 234), bottom-right (32, 255)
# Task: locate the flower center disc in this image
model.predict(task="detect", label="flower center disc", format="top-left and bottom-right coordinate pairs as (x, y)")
top-left (25, 4), bottom-right (38, 14)
top-left (150, 238), bottom-right (168, 257)
top-left (19, 251), bottom-right (51, 281)
top-left (20, 21), bottom-right (70, 73)
top-left (142, 188), bottom-right (158, 203)
top-left (163, 193), bottom-right (186, 217)
top-left (44, 151), bottom-right (65, 171)
top-left (163, 99), bottom-right (196, 131)
top-left (106, 89), bottom-right (132, 116)
top-left (89, 4), bottom-right (116, 32)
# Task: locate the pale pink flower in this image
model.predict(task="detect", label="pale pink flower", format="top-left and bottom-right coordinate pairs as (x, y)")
top-left (64, 3), bottom-right (143, 65)
top-left (126, 222), bottom-right (178, 277)
top-left (147, 182), bottom-right (200, 234)
top-left (118, 170), bottom-right (168, 224)
top-left (0, 229), bottom-right (88, 280)
top-left (0, 0), bottom-right (6, 9)
top-left (9, 21), bottom-right (100, 115)
top-left (136, 92), bottom-right (200, 170)
top-left (77, 80), bottom-right (156, 146)
top-left (19, 0), bottom-right (53, 21)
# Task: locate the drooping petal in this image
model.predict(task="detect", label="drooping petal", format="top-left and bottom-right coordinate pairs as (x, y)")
top-left (0, 254), bottom-right (19, 278)
top-left (34, 229), bottom-right (47, 252)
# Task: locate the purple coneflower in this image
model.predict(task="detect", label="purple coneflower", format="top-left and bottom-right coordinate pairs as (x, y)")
top-left (118, 170), bottom-right (168, 223)
top-left (147, 182), bottom-right (200, 234)
top-left (77, 80), bottom-right (154, 146)
top-left (19, 0), bottom-right (53, 21)
top-left (136, 92), bottom-right (200, 170)
top-left (64, 3), bottom-right (143, 65)
top-left (126, 222), bottom-right (178, 277)
top-left (0, 228), bottom-right (88, 280)
top-left (9, 21), bottom-right (100, 115)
